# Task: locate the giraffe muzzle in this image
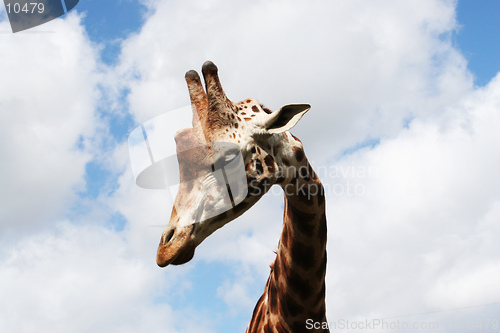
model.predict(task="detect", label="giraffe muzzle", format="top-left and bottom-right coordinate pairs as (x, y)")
top-left (156, 224), bottom-right (196, 267)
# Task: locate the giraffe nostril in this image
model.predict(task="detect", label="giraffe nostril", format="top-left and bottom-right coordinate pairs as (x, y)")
top-left (163, 229), bottom-right (175, 245)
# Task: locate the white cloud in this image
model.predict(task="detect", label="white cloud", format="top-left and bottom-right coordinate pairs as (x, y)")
top-left (0, 14), bottom-right (98, 232)
top-left (0, 221), bottom-right (215, 333)
top-left (112, 0), bottom-right (476, 162)
top-left (325, 74), bottom-right (500, 324)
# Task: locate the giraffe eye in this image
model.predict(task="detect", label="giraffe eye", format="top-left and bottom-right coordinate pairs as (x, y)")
top-left (224, 153), bottom-right (238, 163)
top-left (222, 151), bottom-right (240, 169)
top-left (213, 149), bottom-right (239, 170)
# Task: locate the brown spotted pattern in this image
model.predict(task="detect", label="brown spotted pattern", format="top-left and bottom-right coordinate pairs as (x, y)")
top-left (246, 153), bottom-right (328, 332)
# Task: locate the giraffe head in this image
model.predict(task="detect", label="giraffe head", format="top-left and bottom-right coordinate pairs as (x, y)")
top-left (157, 61), bottom-right (310, 267)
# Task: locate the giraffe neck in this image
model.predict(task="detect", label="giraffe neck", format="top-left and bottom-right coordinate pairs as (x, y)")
top-left (246, 157), bottom-right (328, 332)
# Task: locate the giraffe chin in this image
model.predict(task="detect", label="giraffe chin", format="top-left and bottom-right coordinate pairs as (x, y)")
top-left (157, 241), bottom-right (196, 267)
top-left (170, 245), bottom-right (196, 265)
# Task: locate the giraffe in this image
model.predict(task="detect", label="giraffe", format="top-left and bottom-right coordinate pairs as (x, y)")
top-left (156, 61), bottom-right (328, 332)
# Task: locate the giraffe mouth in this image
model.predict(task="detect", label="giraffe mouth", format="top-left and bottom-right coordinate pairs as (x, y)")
top-left (156, 224), bottom-right (196, 267)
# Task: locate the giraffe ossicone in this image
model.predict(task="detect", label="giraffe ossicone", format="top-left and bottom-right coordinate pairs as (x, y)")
top-left (136, 61), bottom-right (329, 332)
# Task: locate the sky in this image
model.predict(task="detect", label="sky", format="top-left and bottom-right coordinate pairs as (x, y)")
top-left (0, 0), bottom-right (499, 332)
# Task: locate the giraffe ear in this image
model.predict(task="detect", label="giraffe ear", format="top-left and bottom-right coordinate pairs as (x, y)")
top-left (262, 104), bottom-right (311, 134)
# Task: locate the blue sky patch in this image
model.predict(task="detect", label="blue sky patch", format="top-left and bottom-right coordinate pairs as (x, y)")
top-left (455, 0), bottom-right (500, 86)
